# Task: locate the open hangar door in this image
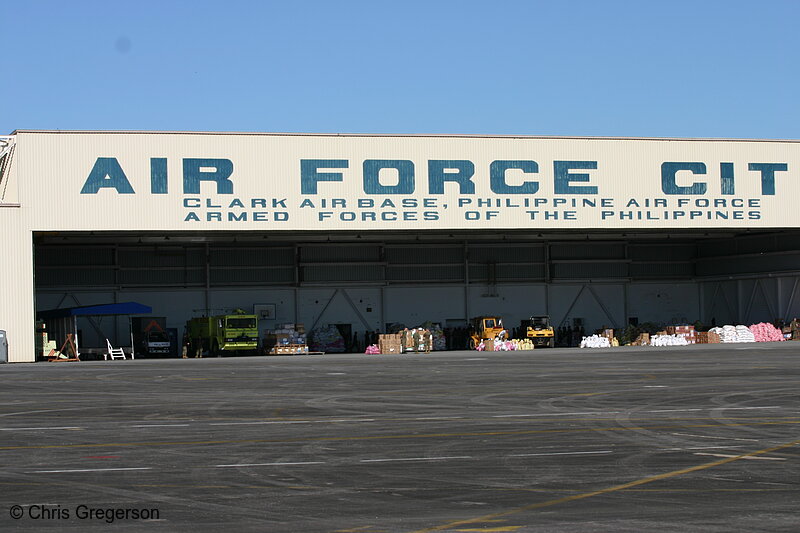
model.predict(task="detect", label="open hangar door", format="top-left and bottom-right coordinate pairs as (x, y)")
top-left (32, 228), bottom-right (800, 356)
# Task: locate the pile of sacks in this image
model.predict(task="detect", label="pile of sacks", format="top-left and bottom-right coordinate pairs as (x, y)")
top-left (709, 325), bottom-right (755, 343)
top-left (580, 335), bottom-right (611, 348)
top-left (510, 338), bottom-right (536, 351)
top-left (364, 344), bottom-right (381, 355)
top-left (650, 334), bottom-right (689, 346)
top-left (748, 322), bottom-right (785, 342)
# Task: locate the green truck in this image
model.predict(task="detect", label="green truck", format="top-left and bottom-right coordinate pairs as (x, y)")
top-left (186, 311), bottom-right (259, 356)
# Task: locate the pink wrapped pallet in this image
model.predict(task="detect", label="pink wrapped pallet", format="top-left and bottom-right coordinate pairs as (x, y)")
top-left (748, 322), bottom-right (785, 342)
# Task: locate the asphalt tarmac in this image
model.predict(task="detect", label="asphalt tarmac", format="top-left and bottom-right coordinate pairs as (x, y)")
top-left (1, 343), bottom-right (798, 532)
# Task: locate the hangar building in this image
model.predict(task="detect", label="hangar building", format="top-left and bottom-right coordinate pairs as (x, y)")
top-left (1, 131), bottom-right (798, 362)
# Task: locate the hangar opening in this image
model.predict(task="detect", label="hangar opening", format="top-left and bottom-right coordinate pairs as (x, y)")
top-left (31, 228), bottom-right (800, 359)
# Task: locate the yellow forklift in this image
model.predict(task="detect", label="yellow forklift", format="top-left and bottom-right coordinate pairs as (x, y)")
top-left (523, 315), bottom-right (555, 348)
top-left (469, 316), bottom-right (508, 349)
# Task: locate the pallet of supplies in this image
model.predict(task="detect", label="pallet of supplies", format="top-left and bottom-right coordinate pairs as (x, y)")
top-left (379, 333), bottom-right (402, 354)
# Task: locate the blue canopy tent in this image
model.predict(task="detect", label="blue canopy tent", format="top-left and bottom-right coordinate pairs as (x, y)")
top-left (38, 302), bottom-right (153, 360)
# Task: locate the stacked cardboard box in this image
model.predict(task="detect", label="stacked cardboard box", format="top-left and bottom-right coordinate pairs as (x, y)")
top-left (692, 330), bottom-right (720, 344)
top-left (632, 333), bottom-right (650, 346)
top-left (597, 329), bottom-right (616, 345)
top-left (379, 333), bottom-right (402, 355)
top-left (666, 325), bottom-right (697, 344)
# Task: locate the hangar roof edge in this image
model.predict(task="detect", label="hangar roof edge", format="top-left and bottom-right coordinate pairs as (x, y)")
top-left (8, 130), bottom-right (800, 143)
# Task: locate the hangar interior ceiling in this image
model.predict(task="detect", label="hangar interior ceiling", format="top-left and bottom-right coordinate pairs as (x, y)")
top-left (33, 229), bottom-right (800, 290)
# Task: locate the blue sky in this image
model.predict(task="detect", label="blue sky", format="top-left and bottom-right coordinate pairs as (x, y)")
top-left (3, 0), bottom-right (799, 138)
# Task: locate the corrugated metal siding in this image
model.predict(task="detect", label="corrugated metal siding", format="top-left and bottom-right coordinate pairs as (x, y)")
top-left (301, 245), bottom-right (381, 263)
top-left (1, 210), bottom-right (35, 362)
top-left (211, 267), bottom-right (294, 285)
top-left (301, 265), bottom-right (384, 283)
top-left (35, 246), bottom-right (114, 266)
top-left (121, 269), bottom-right (204, 286)
top-left (469, 264), bottom-right (545, 282)
top-left (18, 132), bottom-right (800, 232)
top-left (37, 267), bottom-right (116, 286)
top-left (119, 247), bottom-right (197, 268)
top-left (551, 262), bottom-right (629, 279)
top-left (469, 245), bottom-right (544, 263)
top-left (387, 265), bottom-right (463, 282)
top-left (629, 244), bottom-right (695, 261)
top-left (550, 243), bottom-right (626, 260)
top-left (386, 245), bottom-right (462, 265)
top-left (629, 263), bottom-right (694, 279)
top-left (211, 246), bottom-right (294, 267)
top-left (696, 253), bottom-right (800, 277)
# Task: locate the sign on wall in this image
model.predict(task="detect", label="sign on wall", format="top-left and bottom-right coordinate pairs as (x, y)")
top-left (18, 132), bottom-right (800, 231)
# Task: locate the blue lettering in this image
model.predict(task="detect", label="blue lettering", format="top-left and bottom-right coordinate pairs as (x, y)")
top-left (661, 162), bottom-right (707, 195)
top-left (490, 160), bottom-right (539, 194)
top-left (720, 162), bottom-right (735, 195)
top-left (80, 158), bottom-right (135, 194)
top-left (150, 158), bottom-right (168, 194)
top-left (363, 160), bottom-right (414, 194)
top-left (183, 159), bottom-right (234, 194)
top-left (428, 160), bottom-right (475, 194)
top-left (554, 161), bottom-right (598, 194)
top-left (748, 163), bottom-right (787, 195)
top-left (301, 159), bottom-right (347, 194)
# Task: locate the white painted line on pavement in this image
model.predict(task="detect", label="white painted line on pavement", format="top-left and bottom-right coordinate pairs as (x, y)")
top-left (509, 450), bottom-right (613, 457)
top-left (659, 445), bottom-right (743, 451)
top-left (671, 432), bottom-right (760, 442)
top-left (360, 456), bottom-right (472, 463)
top-left (315, 419), bottom-right (376, 423)
top-left (493, 412), bottom-right (619, 418)
top-left (647, 406), bottom-right (780, 413)
top-left (694, 452), bottom-right (786, 461)
top-left (215, 462), bottom-right (325, 467)
top-left (31, 467), bottom-right (152, 473)
top-left (715, 406), bottom-right (781, 410)
top-left (210, 421), bottom-right (313, 426)
top-left (130, 424), bottom-right (191, 428)
top-left (210, 419), bottom-right (375, 426)
top-left (646, 409), bottom-right (704, 413)
top-left (0, 426), bottom-right (83, 431)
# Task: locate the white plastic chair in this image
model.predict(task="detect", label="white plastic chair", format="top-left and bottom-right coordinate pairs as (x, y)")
top-left (105, 339), bottom-right (127, 360)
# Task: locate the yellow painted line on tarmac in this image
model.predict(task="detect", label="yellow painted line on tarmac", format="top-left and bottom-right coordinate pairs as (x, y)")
top-left (0, 420), bottom-right (799, 452)
top-left (693, 452), bottom-right (786, 461)
top-left (408, 438), bottom-right (800, 533)
top-left (455, 526), bottom-right (524, 533)
top-left (496, 486), bottom-right (795, 493)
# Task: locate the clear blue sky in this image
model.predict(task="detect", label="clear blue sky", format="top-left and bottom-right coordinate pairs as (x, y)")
top-left (3, 0), bottom-right (799, 138)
